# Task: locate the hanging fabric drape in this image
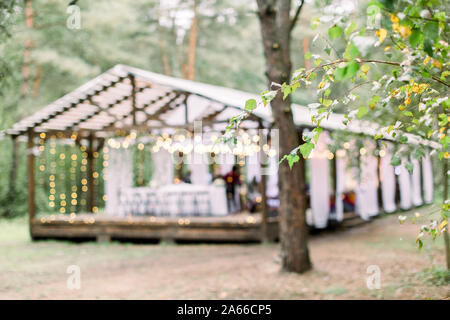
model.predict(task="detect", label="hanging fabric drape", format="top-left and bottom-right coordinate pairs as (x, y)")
top-left (380, 148), bottom-right (397, 213)
top-left (398, 160), bottom-right (413, 210)
top-left (219, 153), bottom-right (234, 176)
top-left (356, 148), bottom-right (379, 220)
top-left (422, 152), bottom-right (434, 204)
top-left (309, 132), bottom-right (330, 228)
top-left (335, 151), bottom-right (346, 222)
top-left (150, 149), bottom-right (174, 186)
top-left (266, 155), bottom-right (279, 198)
top-left (105, 147), bottom-right (133, 216)
top-left (189, 153), bottom-right (211, 185)
top-left (411, 158), bottom-right (423, 206)
top-left (246, 153), bottom-right (261, 183)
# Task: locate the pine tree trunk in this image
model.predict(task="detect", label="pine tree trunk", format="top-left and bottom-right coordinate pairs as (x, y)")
top-left (256, 0), bottom-right (311, 273)
top-left (186, 0), bottom-right (198, 81)
top-left (9, 0), bottom-right (34, 201)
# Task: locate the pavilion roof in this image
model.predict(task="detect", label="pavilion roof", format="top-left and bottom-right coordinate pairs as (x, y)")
top-left (4, 64), bottom-right (439, 148)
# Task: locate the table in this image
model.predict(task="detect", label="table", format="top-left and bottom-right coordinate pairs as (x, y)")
top-left (118, 183), bottom-right (228, 217)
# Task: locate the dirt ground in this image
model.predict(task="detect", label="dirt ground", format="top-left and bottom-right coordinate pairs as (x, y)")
top-left (0, 205), bottom-right (448, 300)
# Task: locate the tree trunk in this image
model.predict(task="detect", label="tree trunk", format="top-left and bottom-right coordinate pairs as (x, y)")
top-left (157, 6), bottom-right (172, 76)
top-left (9, 0), bottom-right (34, 199)
top-left (256, 0), bottom-right (311, 273)
top-left (186, 0), bottom-right (198, 80)
top-left (21, 0), bottom-right (34, 97)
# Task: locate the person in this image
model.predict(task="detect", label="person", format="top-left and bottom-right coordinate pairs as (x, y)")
top-left (246, 177), bottom-right (261, 213)
top-left (182, 170), bottom-right (192, 184)
top-left (223, 165), bottom-right (241, 214)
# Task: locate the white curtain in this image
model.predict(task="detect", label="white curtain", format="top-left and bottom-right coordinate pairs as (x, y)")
top-left (310, 157), bottom-right (330, 228)
top-left (218, 153), bottom-right (234, 176)
top-left (398, 160), bottom-right (412, 210)
top-left (105, 147), bottom-right (133, 216)
top-left (411, 158), bottom-right (423, 206)
top-left (309, 132), bottom-right (330, 228)
top-left (356, 154), bottom-right (379, 220)
top-left (422, 152), bottom-right (434, 204)
top-left (189, 153), bottom-right (210, 185)
top-left (380, 150), bottom-right (397, 213)
top-left (335, 153), bottom-right (346, 222)
top-left (150, 149), bottom-right (173, 186)
top-left (266, 154), bottom-right (279, 198)
top-left (246, 153), bottom-right (261, 183)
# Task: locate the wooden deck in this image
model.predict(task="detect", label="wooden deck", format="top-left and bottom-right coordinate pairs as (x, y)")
top-left (31, 212), bottom-right (279, 243)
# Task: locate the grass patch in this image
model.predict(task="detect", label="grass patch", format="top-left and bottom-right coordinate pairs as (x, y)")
top-left (416, 267), bottom-right (450, 287)
top-left (322, 286), bottom-right (348, 296)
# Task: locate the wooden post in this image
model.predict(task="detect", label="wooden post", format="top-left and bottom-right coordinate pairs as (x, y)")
top-left (331, 149), bottom-right (337, 222)
top-left (376, 142), bottom-right (384, 212)
top-left (443, 158), bottom-right (449, 270)
top-left (87, 133), bottom-right (95, 212)
top-left (130, 74), bottom-right (137, 126)
top-left (260, 161), bottom-right (268, 242)
top-left (258, 123), bottom-right (269, 243)
top-left (27, 130), bottom-right (36, 233)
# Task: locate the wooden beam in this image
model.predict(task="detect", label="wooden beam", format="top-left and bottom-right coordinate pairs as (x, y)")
top-left (100, 91), bottom-right (176, 131)
top-left (146, 93), bottom-right (185, 121)
top-left (27, 130), bottom-right (36, 233)
top-left (18, 75), bottom-right (128, 135)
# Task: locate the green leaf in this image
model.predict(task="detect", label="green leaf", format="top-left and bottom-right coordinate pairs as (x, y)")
top-left (390, 155), bottom-right (401, 166)
top-left (345, 22), bottom-right (356, 38)
top-left (313, 127), bottom-right (323, 143)
top-left (369, 95), bottom-right (380, 109)
top-left (409, 28), bottom-right (422, 48)
top-left (304, 52), bottom-right (312, 60)
top-left (405, 162), bottom-right (413, 174)
top-left (346, 61), bottom-right (360, 78)
top-left (287, 154), bottom-right (300, 170)
top-left (344, 43), bottom-right (359, 60)
top-left (424, 39), bottom-right (434, 57)
top-left (299, 142), bottom-right (315, 159)
top-left (328, 25), bottom-right (343, 40)
top-left (356, 106), bottom-right (368, 119)
top-left (245, 99), bottom-right (257, 111)
top-left (399, 135), bottom-right (408, 143)
top-left (404, 111), bottom-right (413, 117)
top-left (320, 98), bottom-right (332, 107)
top-left (335, 67), bottom-right (347, 80)
top-left (261, 90), bottom-right (277, 106)
top-left (423, 21), bottom-right (439, 42)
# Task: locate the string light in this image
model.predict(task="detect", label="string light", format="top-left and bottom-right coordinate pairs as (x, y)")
top-left (49, 137), bottom-right (57, 211)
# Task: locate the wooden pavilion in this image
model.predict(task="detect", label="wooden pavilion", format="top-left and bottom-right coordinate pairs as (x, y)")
top-left (4, 65), bottom-right (438, 242)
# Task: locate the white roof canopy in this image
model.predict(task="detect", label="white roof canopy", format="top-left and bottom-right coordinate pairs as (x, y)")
top-left (5, 64), bottom-right (438, 148)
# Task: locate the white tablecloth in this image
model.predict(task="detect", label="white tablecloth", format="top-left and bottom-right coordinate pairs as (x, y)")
top-left (118, 183), bottom-right (228, 217)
